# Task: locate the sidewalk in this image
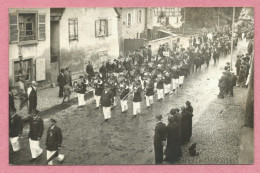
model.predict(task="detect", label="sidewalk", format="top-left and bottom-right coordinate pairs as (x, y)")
top-left (169, 86), bottom-right (254, 164)
top-left (14, 86), bottom-right (93, 118)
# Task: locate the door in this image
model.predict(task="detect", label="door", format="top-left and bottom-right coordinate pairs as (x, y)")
top-left (50, 21), bottom-right (60, 84)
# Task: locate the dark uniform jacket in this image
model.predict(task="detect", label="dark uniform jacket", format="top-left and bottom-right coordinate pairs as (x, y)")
top-left (133, 87), bottom-right (142, 102)
top-left (100, 90), bottom-right (114, 107)
top-left (28, 115), bottom-right (44, 140)
top-left (94, 84), bottom-right (103, 96)
top-left (9, 114), bottom-right (23, 137)
top-left (46, 125), bottom-right (62, 151)
top-left (156, 79), bottom-right (164, 89)
top-left (120, 88), bottom-right (130, 100)
top-left (164, 76), bottom-right (171, 84)
top-left (86, 64), bottom-right (95, 77)
top-left (146, 82), bottom-right (154, 96)
top-left (57, 73), bottom-right (66, 87)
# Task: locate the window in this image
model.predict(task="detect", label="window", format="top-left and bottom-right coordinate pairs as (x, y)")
top-left (127, 13), bottom-right (132, 26)
top-left (68, 19), bottom-right (78, 41)
top-left (95, 19), bottom-right (112, 37)
top-left (18, 13), bottom-right (36, 41)
top-left (9, 12), bottom-right (46, 43)
top-left (14, 59), bottom-right (33, 82)
top-left (137, 10), bottom-right (142, 23)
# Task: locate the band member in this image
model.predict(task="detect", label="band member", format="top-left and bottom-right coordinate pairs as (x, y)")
top-left (154, 114), bottom-right (167, 164)
top-left (179, 66), bottom-right (185, 88)
top-left (110, 75), bottom-right (118, 108)
top-left (46, 118), bottom-right (65, 165)
top-left (28, 110), bottom-right (44, 162)
top-left (75, 76), bottom-right (87, 107)
top-left (163, 72), bottom-right (171, 95)
top-left (133, 81), bottom-right (142, 117)
top-left (27, 81), bottom-right (38, 114)
top-left (156, 73), bottom-right (164, 101)
top-left (171, 67), bottom-right (179, 94)
top-left (100, 83), bottom-right (114, 122)
top-left (93, 76), bottom-right (103, 109)
top-left (145, 78), bottom-right (154, 109)
top-left (9, 109), bottom-right (23, 153)
top-left (119, 81), bottom-right (129, 114)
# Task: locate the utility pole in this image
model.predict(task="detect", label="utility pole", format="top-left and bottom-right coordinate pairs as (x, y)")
top-left (230, 7), bottom-right (235, 70)
top-left (183, 8), bottom-right (185, 35)
top-left (218, 7), bottom-right (220, 28)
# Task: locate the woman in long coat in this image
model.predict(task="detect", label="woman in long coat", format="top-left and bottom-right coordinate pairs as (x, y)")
top-left (164, 115), bottom-right (182, 163)
top-left (181, 106), bottom-right (193, 145)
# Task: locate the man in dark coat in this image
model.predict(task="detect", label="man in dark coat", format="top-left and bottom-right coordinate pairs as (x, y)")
top-left (218, 72), bottom-right (228, 99)
top-left (9, 109), bottom-right (23, 152)
top-left (28, 110), bottom-right (44, 162)
top-left (181, 107), bottom-right (193, 145)
top-left (46, 118), bottom-right (65, 165)
top-left (27, 81), bottom-right (38, 114)
top-left (164, 114), bottom-right (182, 163)
top-left (235, 55), bottom-right (241, 76)
top-left (99, 63), bottom-right (107, 81)
top-left (154, 114), bottom-right (167, 164)
top-left (148, 45), bottom-right (152, 62)
top-left (229, 72), bottom-right (237, 97)
top-left (86, 61), bottom-right (95, 82)
top-left (9, 87), bottom-right (16, 111)
top-left (100, 83), bottom-right (114, 122)
top-left (57, 69), bottom-right (66, 97)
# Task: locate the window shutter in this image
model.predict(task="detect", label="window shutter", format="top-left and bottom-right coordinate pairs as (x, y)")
top-left (95, 20), bottom-right (99, 37)
top-left (9, 13), bottom-right (18, 43)
top-left (107, 19), bottom-right (112, 36)
top-left (38, 14), bottom-right (46, 40)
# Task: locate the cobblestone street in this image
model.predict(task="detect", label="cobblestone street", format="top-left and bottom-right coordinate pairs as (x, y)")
top-left (9, 39), bottom-right (250, 165)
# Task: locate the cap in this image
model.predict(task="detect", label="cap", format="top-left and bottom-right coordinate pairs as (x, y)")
top-left (79, 76), bottom-right (84, 78)
top-left (156, 114), bottom-right (163, 120)
top-left (170, 108), bottom-right (176, 115)
top-left (50, 118), bottom-right (57, 123)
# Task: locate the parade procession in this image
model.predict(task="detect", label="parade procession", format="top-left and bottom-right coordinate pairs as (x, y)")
top-left (9, 7), bottom-right (254, 165)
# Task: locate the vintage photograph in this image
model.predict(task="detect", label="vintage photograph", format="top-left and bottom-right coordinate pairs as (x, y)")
top-left (9, 7), bottom-right (254, 165)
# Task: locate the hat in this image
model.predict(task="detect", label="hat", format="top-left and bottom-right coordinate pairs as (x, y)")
top-left (31, 109), bottom-right (38, 115)
top-left (170, 108), bottom-right (176, 115)
top-left (79, 76), bottom-right (84, 78)
top-left (156, 114), bottom-right (163, 120)
top-left (31, 81), bottom-right (37, 85)
top-left (50, 118), bottom-right (57, 123)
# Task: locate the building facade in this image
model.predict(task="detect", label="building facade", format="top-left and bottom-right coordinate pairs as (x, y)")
top-left (9, 8), bottom-right (51, 87)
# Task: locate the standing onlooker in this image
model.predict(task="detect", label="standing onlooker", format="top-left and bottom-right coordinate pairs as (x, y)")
top-left (62, 83), bottom-right (71, 103)
top-left (27, 81), bottom-right (38, 114)
top-left (86, 61), bottom-right (95, 82)
top-left (229, 72), bottom-right (237, 97)
top-left (148, 45), bottom-right (152, 62)
top-left (235, 55), bottom-right (241, 76)
top-left (100, 83), bottom-right (114, 122)
top-left (9, 87), bottom-right (16, 111)
top-left (46, 118), bottom-right (65, 165)
top-left (57, 69), bottom-right (66, 98)
top-left (218, 72), bottom-right (228, 99)
top-left (164, 114), bottom-right (182, 163)
top-left (9, 109), bottom-right (23, 153)
top-left (28, 110), bottom-right (44, 162)
top-left (180, 106), bottom-right (193, 145)
top-left (154, 114), bottom-right (167, 164)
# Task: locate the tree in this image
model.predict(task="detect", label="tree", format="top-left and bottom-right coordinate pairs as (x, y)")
top-left (180, 7), bottom-right (242, 29)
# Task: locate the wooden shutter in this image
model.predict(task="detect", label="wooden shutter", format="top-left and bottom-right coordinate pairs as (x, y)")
top-left (95, 20), bottom-right (99, 37)
top-left (9, 13), bottom-right (18, 43)
top-left (38, 14), bottom-right (46, 40)
top-left (107, 19), bottom-right (112, 36)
